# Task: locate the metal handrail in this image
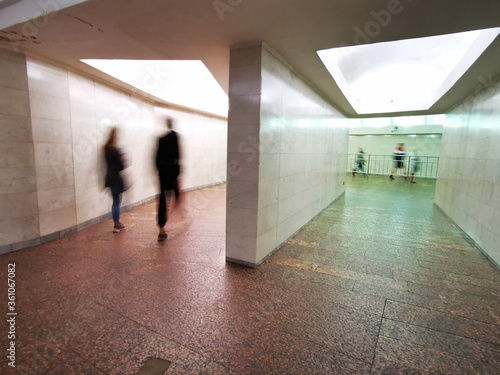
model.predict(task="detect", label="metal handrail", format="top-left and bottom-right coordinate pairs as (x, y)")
top-left (348, 153), bottom-right (439, 180)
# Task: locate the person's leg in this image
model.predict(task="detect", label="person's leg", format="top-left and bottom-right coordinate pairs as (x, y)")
top-left (173, 178), bottom-right (180, 201)
top-left (112, 193), bottom-right (122, 231)
top-left (158, 189), bottom-right (167, 229)
top-left (157, 174), bottom-right (168, 240)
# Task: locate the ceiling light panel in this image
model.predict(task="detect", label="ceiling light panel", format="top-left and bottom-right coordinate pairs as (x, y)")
top-left (318, 28), bottom-right (500, 115)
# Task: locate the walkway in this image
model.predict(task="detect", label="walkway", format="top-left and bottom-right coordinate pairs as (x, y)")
top-left (0, 176), bottom-right (499, 374)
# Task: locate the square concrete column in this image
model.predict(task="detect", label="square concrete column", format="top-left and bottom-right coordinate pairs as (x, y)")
top-left (225, 44), bottom-right (263, 266)
top-left (225, 43), bottom-right (349, 267)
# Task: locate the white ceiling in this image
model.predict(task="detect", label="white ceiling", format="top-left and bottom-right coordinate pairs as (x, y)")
top-left (1, 0), bottom-right (500, 118)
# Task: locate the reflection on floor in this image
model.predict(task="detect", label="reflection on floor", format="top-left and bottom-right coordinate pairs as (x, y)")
top-left (0, 175), bottom-right (499, 374)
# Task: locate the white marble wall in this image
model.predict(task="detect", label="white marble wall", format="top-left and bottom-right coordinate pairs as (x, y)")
top-left (27, 59), bottom-right (77, 236)
top-left (0, 48), bottom-right (38, 249)
top-left (1, 52), bottom-right (227, 251)
top-left (226, 44), bottom-right (349, 266)
top-left (436, 85), bottom-right (500, 267)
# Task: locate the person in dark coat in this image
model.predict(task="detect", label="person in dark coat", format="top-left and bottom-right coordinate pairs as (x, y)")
top-left (156, 117), bottom-right (181, 241)
top-left (104, 127), bottom-right (126, 233)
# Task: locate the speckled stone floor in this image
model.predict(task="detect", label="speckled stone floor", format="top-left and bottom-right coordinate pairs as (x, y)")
top-left (1, 175), bottom-right (499, 374)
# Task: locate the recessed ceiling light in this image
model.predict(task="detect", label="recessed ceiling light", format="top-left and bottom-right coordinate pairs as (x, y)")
top-left (317, 28), bottom-right (500, 115)
top-left (81, 59), bottom-right (228, 117)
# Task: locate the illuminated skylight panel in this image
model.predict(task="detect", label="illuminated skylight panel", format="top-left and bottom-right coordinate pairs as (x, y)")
top-left (81, 59), bottom-right (228, 117)
top-left (317, 28), bottom-right (500, 115)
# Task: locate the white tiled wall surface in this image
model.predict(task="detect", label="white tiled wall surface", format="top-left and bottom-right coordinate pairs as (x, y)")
top-left (1, 52), bottom-right (227, 250)
top-left (226, 44), bottom-right (349, 266)
top-left (0, 49), bottom-right (39, 248)
top-left (436, 86), bottom-right (500, 266)
top-left (27, 59), bottom-right (77, 236)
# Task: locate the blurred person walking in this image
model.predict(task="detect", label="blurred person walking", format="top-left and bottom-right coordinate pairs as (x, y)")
top-left (155, 117), bottom-right (182, 241)
top-left (389, 143), bottom-right (406, 180)
top-left (409, 148), bottom-right (421, 183)
top-left (104, 127), bottom-right (127, 233)
top-left (352, 147), bottom-right (366, 177)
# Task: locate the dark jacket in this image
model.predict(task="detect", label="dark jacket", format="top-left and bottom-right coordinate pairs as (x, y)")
top-left (156, 131), bottom-right (180, 189)
top-left (156, 131), bottom-right (180, 167)
top-left (104, 146), bottom-right (125, 195)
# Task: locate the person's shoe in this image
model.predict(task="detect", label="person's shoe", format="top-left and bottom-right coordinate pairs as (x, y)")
top-left (157, 232), bottom-right (168, 241)
top-left (113, 223), bottom-right (125, 233)
top-left (411, 181), bottom-right (416, 184)
top-left (352, 171), bottom-right (355, 177)
top-left (389, 175), bottom-right (395, 180)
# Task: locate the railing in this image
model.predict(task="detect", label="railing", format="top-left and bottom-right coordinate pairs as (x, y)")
top-left (347, 153), bottom-right (439, 179)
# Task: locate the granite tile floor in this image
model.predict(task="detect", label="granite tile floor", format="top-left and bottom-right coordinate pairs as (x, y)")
top-left (1, 175), bottom-right (499, 374)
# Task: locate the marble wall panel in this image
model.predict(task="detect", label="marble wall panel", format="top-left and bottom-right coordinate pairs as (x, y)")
top-left (0, 215), bottom-right (39, 250)
top-left (0, 114), bottom-right (32, 143)
top-left (0, 48), bottom-right (38, 248)
top-left (436, 85), bottom-right (500, 267)
top-left (39, 206), bottom-right (77, 236)
top-left (0, 87), bottom-right (31, 117)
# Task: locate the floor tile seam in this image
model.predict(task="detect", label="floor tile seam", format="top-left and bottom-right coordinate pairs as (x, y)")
top-left (33, 322), bottom-right (110, 375)
top-left (314, 262), bottom-right (408, 290)
top-left (406, 278), bottom-right (500, 299)
top-left (380, 319), bottom-right (500, 364)
top-left (281, 288), bottom-right (388, 318)
top-left (327, 223), bottom-right (459, 235)
top-left (283, 262), bottom-right (402, 294)
top-left (416, 256), bottom-right (498, 271)
top-left (443, 270), bottom-right (500, 283)
top-left (285, 266), bottom-right (357, 292)
top-left (380, 314), bottom-right (500, 349)
top-left (358, 254), bottom-right (423, 267)
top-left (277, 263), bottom-right (360, 295)
top-left (407, 280), bottom-right (500, 301)
top-left (392, 293), bottom-right (500, 325)
top-left (413, 261), bottom-right (495, 277)
top-left (384, 298), bottom-right (500, 331)
top-left (269, 321), bottom-right (375, 366)
top-left (379, 317), bottom-right (500, 357)
top-left (413, 252), bottom-right (492, 265)
top-left (392, 269), bottom-right (448, 283)
top-left (267, 266), bottom-right (388, 314)
top-left (88, 299), bottom-right (234, 374)
top-left (347, 233), bottom-right (472, 248)
top-left (287, 290), bottom-right (385, 325)
top-left (368, 298), bottom-right (388, 374)
top-left (313, 245), bottom-right (421, 262)
top-left (64, 347), bottom-right (110, 375)
top-left (375, 326), bottom-right (499, 368)
top-left (431, 266), bottom-right (500, 280)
